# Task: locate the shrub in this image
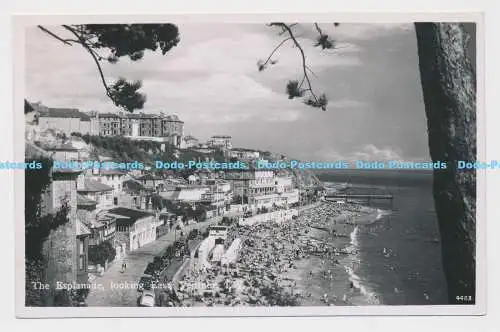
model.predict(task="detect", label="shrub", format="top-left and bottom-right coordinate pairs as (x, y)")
top-left (88, 240), bottom-right (116, 266)
top-left (188, 229), bottom-right (199, 240)
top-left (220, 216), bottom-right (231, 226)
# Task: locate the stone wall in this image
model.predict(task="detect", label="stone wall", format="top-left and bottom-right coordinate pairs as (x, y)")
top-left (40, 175), bottom-right (79, 305)
top-left (238, 209), bottom-right (298, 227)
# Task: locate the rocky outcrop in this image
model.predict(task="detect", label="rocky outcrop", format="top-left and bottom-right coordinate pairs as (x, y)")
top-left (414, 23), bottom-right (476, 304)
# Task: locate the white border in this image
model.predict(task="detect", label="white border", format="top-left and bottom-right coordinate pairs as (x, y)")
top-left (13, 12), bottom-right (486, 318)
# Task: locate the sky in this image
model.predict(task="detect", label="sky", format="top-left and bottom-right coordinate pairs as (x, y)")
top-left (25, 23), bottom-right (431, 162)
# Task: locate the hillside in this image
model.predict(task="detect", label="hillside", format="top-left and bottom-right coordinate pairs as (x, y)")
top-left (78, 134), bottom-right (214, 166)
top-left (75, 134), bottom-right (322, 189)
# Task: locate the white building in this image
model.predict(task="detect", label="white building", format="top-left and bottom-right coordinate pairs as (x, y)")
top-left (77, 177), bottom-right (114, 211)
top-left (274, 176), bottom-right (300, 206)
top-left (207, 135), bottom-right (232, 149)
top-left (108, 207), bottom-right (157, 251)
top-left (91, 169), bottom-right (129, 196)
top-left (182, 135), bottom-right (199, 149)
top-left (228, 149), bottom-right (260, 160)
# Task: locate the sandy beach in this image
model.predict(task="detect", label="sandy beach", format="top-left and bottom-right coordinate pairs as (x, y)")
top-left (166, 201), bottom-right (384, 307)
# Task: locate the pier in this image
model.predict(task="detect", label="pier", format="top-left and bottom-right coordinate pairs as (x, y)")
top-left (324, 192), bottom-right (394, 206)
top-left (325, 194), bottom-right (394, 200)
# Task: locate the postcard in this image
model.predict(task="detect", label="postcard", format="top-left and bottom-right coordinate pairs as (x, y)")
top-left (14, 13), bottom-right (485, 317)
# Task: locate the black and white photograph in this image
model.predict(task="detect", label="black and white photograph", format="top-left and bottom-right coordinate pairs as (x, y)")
top-left (15, 15), bottom-right (483, 316)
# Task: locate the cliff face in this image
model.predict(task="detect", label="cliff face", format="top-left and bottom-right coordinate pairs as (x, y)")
top-left (414, 23), bottom-right (477, 304)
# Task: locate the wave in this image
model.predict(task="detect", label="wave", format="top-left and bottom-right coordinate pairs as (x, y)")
top-left (350, 226), bottom-right (360, 247)
top-left (375, 208), bottom-right (392, 221)
top-left (344, 225), bottom-right (381, 305)
top-left (344, 265), bottom-right (381, 305)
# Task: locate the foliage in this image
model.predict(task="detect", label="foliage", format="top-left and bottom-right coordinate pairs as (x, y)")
top-left (220, 216), bottom-right (233, 226)
top-left (38, 24), bottom-right (180, 112)
top-left (304, 93), bottom-right (328, 111)
top-left (178, 149), bottom-right (207, 165)
top-left (80, 24), bottom-right (179, 59)
top-left (81, 134), bottom-right (176, 163)
top-left (286, 80), bottom-right (303, 99)
top-left (53, 289), bottom-right (73, 307)
top-left (25, 158), bottom-right (71, 260)
top-left (25, 258), bottom-right (47, 306)
top-left (88, 240), bottom-right (116, 266)
top-left (25, 99), bottom-right (34, 114)
top-left (259, 23), bottom-right (342, 111)
top-left (188, 229), bottom-right (199, 240)
top-left (151, 194), bottom-right (164, 211)
top-left (232, 195), bottom-right (248, 204)
top-left (108, 78), bottom-right (146, 112)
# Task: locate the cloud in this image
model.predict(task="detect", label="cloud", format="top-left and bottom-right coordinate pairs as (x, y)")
top-left (25, 23), bottom-right (430, 162)
top-left (353, 144), bottom-right (403, 161)
top-left (314, 144), bottom-right (403, 162)
top-left (328, 99), bottom-right (366, 109)
top-left (318, 23), bottom-right (414, 41)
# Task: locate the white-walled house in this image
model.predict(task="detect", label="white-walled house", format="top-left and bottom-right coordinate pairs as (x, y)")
top-left (77, 177), bottom-right (114, 211)
top-left (274, 176), bottom-right (299, 206)
top-left (108, 207), bottom-right (157, 251)
top-left (92, 168), bottom-right (129, 196)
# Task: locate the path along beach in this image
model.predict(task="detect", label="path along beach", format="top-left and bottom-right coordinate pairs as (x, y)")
top-left (167, 201), bottom-right (388, 307)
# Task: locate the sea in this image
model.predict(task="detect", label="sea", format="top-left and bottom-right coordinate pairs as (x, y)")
top-left (316, 169), bottom-right (449, 305)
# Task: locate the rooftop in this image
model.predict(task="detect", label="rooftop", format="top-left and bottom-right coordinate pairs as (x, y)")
top-left (96, 168), bottom-right (128, 176)
top-left (40, 141), bottom-right (79, 152)
top-left (39, 108), bottom-right (91, 121)
top-left (123, 179), bottom-right (147, 193)
top-left (76, 219), bottom-right (92, 236)
top-left (137, 173), bottom-right (163, 181)
top-left (77, 194), bottom-right (97, 207)
top-left (107, 207), bottom-right (154, 226)
top-left (210, 135), bottom-right (232, 139)
top-left (97, 112), bottom-right (183, 122)
top-left (78, 179), bottom-right (113, 193)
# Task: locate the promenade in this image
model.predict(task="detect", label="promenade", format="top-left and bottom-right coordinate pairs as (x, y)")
top-left (85, 217), bottom-right (220, 307)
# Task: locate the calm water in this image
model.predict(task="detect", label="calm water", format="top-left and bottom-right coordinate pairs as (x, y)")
top-left (317, 170), bottom-right (449, 305)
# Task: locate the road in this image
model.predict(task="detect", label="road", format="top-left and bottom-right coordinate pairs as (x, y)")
top-left (85, 218), bottom-right (220, 307)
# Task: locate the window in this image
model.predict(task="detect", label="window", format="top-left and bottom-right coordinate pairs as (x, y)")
top-left (78, 239), bottom-right (86, 271)
top-left (114, 197), bottom-right (118, 205)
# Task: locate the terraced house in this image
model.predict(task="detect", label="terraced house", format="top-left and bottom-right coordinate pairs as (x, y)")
top-left (96, 112), bottom-right (184, 148)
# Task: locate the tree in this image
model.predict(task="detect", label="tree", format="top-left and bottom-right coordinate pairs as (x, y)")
top-left (151, 194), bottom-right (164, 211)
top-left (257, 23), bottom-right (340, 110)
top-left (37, 24), bottom-right (180, 112)
top-left (88, 240), bottom-right (117, 266)
top-left (414, 23), bottom-right (476, 304)
top-left (260, 22), bottom-right (477, 304)
top-left (25, 157), bottom-right (72, 306)
top-left (220, 216), bottom-right (231, 226)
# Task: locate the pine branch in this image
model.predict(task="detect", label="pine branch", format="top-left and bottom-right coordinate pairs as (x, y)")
top-left (269, 23), bottom-right (319, 104)
top-left (61, 25), bottom-right (113, 99)
top-left (37, 26), bottom-right (75, 45)
top-left (259, 37), bottom-right (293, 70)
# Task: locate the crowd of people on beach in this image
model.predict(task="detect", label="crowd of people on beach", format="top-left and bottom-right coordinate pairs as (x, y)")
top-left (166, 202), bottom-right (374, 307)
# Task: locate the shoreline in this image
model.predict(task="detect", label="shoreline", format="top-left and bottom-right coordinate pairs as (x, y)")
top-left (167, 201), bottom-right (385, 307)
top-left (281, 202), bottom-right (384, 306)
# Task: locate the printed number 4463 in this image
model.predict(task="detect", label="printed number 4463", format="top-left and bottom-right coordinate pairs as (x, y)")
top-left (456, 296), bottom-right (473, 302)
